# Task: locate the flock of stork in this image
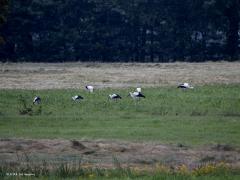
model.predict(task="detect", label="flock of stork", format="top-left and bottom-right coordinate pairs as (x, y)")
top-left (33, 83), bottom-right (194, 104)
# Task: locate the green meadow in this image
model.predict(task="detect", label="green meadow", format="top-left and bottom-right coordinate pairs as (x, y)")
top-left (0, 84), bottom-right (240, 146)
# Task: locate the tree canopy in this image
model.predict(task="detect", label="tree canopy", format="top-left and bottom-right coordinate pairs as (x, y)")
top-left (0, 0), bottom-right (9, 45)
top-left (0, 0), bottom-right (239, 62)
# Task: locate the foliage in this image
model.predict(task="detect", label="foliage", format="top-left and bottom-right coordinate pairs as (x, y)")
top-left (17, 95), bottom-right (33, 115)
top-left (0, 0), bottom-right (239, 61)
top-left (17, 95), bottom-right (42, 115)
top-left (0, 0), bottom-right (9, 45)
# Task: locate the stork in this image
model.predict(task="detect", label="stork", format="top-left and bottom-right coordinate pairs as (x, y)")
top-left (85, 85), bottom-right (94, 93)
top-left (129, 91), bottom-right (145, 99)
top-left (177, 83), bottom-right (194, 89)
top-left (109, 93), bottom-right (122, 100)
top-left (72, 95), bottom-right (84, 101)
top-left (33, 96), bottom-right (41, 104)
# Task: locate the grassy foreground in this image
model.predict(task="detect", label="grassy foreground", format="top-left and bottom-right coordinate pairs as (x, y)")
top-left (0, 85), bottom-right (240, 146)
top-left (1, 162), bottom-right (240, 179)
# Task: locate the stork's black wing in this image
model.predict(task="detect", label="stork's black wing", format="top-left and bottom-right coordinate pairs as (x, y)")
top-left (138, 92), bottom-right (145, 98)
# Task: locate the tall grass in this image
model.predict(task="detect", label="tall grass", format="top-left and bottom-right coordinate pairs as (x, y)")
top-left (0, 85), bottom-right (240, 146)
top-left (0, 160), bottom-right (240, 179)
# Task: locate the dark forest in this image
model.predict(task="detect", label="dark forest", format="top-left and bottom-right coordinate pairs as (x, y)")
top-left (0, 0), bottom-right (239, 62)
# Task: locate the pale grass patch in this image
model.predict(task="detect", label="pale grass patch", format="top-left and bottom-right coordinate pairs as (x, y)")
top-left (0, 62), bottom-right (240, 89)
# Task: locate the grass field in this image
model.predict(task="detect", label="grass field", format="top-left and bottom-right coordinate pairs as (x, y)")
top-left (1, 62), bottom-right (240, 179)
top-left (0, 85), bottom-right (240, 146)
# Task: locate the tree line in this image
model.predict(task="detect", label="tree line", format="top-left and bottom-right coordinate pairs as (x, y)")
top-left (0, 0), bottom-right (239, 62)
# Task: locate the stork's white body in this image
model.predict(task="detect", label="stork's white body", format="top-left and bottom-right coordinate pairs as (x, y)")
top-left (85, 85), bottom-right (94, 92)
top-left (178, 83), bottom-right (194, 89)
top-left (129, 92), bottom-right (145, 99)
top-left (109, 94), bottom-right (122, 100)
top-left (33, 96), bottom-right (41, 104)
top-left (72, 95), bottom-right (83, 101)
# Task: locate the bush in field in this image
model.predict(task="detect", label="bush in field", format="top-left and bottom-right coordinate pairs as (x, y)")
top-left (18, 95), bottom-right (42, 116)
top-left (18, 95), bottom-right (33, 115)
top-left (192, 162), bottom-right (230, 176)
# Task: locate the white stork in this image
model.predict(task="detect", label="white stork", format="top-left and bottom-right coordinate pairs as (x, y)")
top-left (177, 83), bottom-right (194, 89)
top-left (129, 91), bottom-right (145, 99)
top-left (72, 95), bottom-right (84, 101)
top-left (33, 96), bottom-right (41, 104)
top-left (109, 93), bottom-right (122, 100)
top-left (85, 85), bottom-right (94, 93)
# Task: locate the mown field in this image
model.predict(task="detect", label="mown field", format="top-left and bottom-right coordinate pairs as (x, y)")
top-left (0, 85), bottom-right (240, 145)
top-left (0, 62), bottom-right (240, 179)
